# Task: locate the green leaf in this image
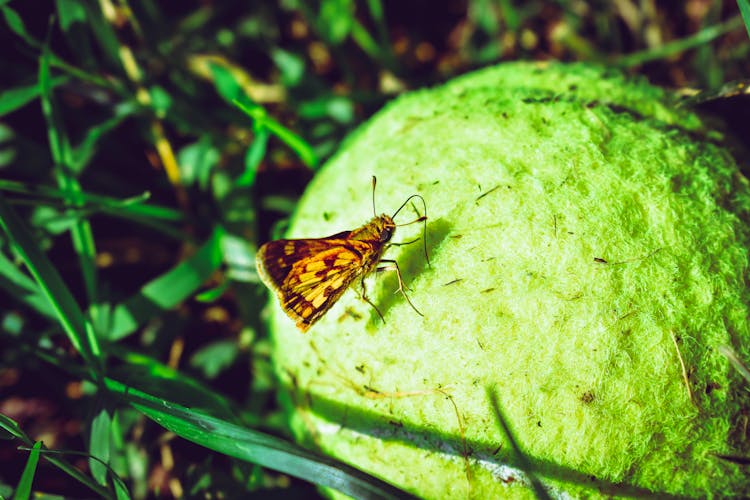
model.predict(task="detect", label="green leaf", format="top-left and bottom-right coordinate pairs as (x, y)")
top-left (0, 3), bottom-right (36, 45)
top-left (108, 227), bottom-right (225, 340)
top-left (39, 41), bottom-right (68, 164)
top-left (234, 99), bottom-right (318, 168)
top-left (0, 414), bottom-right (111, 498)
top-left (56, 0), bottom-right (87, 31)
top-left (0, 412), bottom-right (25, 440)
top-left (270, 48), bottom-right (305, 86)
top-left (40, 44), bottom-right (101, 336)
top-left (105, 379), bottom-right (416, 500)
top-left (177, 138), bottom-right (219, 189)
top-left (739, 0), bottom-right (750, 40)
top-left (616, 15), bottom-right (744, 67)
top-left (220, 232), bottom-right (256, 282)
top-left (89, 404), bottom-right (112, 485)
top-left (0, 179), bottom-right (183, 223)
top-left (107, 354), bottom-right (235, 420)
top-left (148, 85), bottom-right (172, 117)
top-left (14, 441), bottom-right (42, 500)
top-left (189, 340), bottom-right (239, 379)
top-left (71, 105), bottom-right (135, 173)
top-left (299, 96), bottom-right (354, 123)
top-left (194, 280), bottom-right (231, 302)
top-left (319, 0), bottom-right (355, 44)
top-left (0, 251), bottom-right (56, 320)
top-left (210, 63), bottom-right (243, 103)
top-left (113, 474), bottom-right (131, 500)
top-left (78, 2), bottom-right (123, 71)
top-left (237, 125), bottom-right (269, 187)
top-left (0, 77), bottom-right (69, 117)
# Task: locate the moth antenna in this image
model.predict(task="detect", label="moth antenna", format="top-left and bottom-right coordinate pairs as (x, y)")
top-left (419, 200), bottom-right (430, 268)
top-left (392, 193), bottom-right (430, 268)
top-left (372, 176), bottom-right (377, 217)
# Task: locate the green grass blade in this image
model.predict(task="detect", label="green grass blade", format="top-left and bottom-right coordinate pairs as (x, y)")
top-left (209, 62), bottom-right (243, 102)
top-left (616, 15), bottom-right (744, 67)
top-left (107, 226), bottom-right (225, 340)
top-left (39, 38), bottom-right (99, 312)
top-left (365, 0), bottom-right (396, 68)
top-left (71, 106), bottom-right (135, 173)
top-left (0, 412), bottom-right (25, 440)
top-left (0, 413), bottom-right (112, 498)
top-left (233, 99), bottom-right (318, 168)
top-left (14, 441), bottom-right (42, 500)
top-left (56, 0), bottom-right (87, 32)
top-left (105, 378), bottom-right (416, 500)
top-left (0, 195), bottom-right (100, 367)
top-left (113, 475), bottom-right (130, 500)
top-left (211, 64), bottom-right (317, 168)
top-left (319, 0), bottom-right (354, 44)
top-left (89, 404), bottom-right (112, 485)
top-left (0, 179), bottom-right (183, 222)
top-left (38, 38), bottom-right (67, 164)
top-left (107, 345), bottom-right (236, 419)
top-left (237, 124), bottom-right (269, 187)
top-left (738, 0), bottom-right (750, 39)
top-left (0, 250), bottom-right (56, 319)
top-left (0, 77), bottom-right (68, 117)
top-left (0, 3), bottom-right (37, 46)
top-left (39, 42), bottom-right (101, 331)
top-left (1, 3), bottom-right (114, 89)
top-left (77, 1), bottom-right (123, 71)
top-left (350, 20), bottom-right (383, 61)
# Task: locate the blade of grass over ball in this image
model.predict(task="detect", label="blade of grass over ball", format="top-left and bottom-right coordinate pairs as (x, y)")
top-left (107, 226), bottom-right (225, 340)
top-left (718, 345), bottom-right (750, 383)
top-left (486, 387), bottom-right (551, 500)
top-left (105, 378), bottom-right (414, 500)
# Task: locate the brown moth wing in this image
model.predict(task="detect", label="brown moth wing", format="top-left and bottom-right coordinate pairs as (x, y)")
top-left (256, 239), bottom-right (332, 289)
top-left (256, 238), bottom-right (375, 331)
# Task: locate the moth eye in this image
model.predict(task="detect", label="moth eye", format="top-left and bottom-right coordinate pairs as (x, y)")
top-left (380, 227), bottom-right (393, 243)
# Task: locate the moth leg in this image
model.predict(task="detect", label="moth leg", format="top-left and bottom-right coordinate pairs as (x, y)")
top-left (360, 277), bottom-right (385, 324)
top-left (387, 236), bottom-right (420, 247)
top-left (377, 259), bottom-right (423, 317)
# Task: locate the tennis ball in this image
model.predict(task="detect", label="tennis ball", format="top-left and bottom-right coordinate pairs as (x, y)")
top-left (268, 62), bottom-right (750, 498)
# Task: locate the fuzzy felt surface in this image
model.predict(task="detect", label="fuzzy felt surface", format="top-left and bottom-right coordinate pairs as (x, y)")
top-left (268, 62), bottom-right (750, 498)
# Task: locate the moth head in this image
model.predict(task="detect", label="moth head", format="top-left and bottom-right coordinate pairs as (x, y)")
top-left (378, 214), bottom-right (396, 243)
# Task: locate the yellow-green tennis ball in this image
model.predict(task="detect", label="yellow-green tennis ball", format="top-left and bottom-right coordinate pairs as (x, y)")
top-left (268, 62), bottom-right (750, 498)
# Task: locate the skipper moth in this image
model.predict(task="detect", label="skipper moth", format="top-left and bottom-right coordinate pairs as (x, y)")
top-left (256, 177), bottom-right (428, 332)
